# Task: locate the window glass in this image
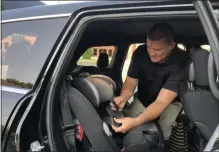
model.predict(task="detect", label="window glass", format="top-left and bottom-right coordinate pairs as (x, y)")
top-left (200, 45), bottom-right (211, 52)
top-left (77, 46), bottom-right (116, 67)
top-left (177, 43), bottom-right (187, 51)
top-left (1, 17), bottom-right (68, 89)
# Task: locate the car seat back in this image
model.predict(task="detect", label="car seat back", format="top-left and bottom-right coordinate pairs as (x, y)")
top-left (62, 77), bottom-right (119, 151)
top-left (181, 48), bottom-right (219, 140)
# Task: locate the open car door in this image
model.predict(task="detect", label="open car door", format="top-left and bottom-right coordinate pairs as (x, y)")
top-left (193, 1), bottom-right (219, 151)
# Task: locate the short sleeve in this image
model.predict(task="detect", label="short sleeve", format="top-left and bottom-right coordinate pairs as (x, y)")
top-left (127, 49), bottom-right (140, 79)
top-left (163, 56), bottom-right (190, 94)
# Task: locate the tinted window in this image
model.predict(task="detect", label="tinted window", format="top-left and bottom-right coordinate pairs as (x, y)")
top-left (1, 17), bottom-right (68, 89)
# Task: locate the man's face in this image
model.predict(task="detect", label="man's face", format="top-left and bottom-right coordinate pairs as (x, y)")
top-left (146, 38), bottom-right (175, 63)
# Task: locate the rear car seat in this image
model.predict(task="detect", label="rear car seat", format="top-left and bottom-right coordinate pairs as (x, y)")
top-left (80, 53), bottom-right (112, 76)
top-left (68, 75), bottom-right (165, 152)
top-left (181, 48), bottom-right (219, 141)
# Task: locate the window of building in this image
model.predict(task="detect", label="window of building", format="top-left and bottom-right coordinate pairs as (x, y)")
top-left (93, 48), bottom-right (97, 56)
top-left (108, 49), bottom-right (113, 56)
top-left (77, 46), bottom-right (116, 67)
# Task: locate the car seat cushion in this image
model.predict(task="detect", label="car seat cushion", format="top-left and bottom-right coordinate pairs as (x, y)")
top-left (71, 77), bottom-right (101, 108)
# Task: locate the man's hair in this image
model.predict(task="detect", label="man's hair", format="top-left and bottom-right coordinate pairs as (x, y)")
top-left (147, 22), bottom-right (175, 44)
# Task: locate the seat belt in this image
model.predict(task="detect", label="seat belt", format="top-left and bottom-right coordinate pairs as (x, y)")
top-left (61, 77), bottom-right (92, 152)
top-left (60, 79), bottom-right (77, 152)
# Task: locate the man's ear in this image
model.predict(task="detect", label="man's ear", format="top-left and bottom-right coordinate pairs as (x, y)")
top-left (170, 41), bottom-right (176, 49)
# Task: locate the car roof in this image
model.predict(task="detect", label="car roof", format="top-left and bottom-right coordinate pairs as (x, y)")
top-left (1, 1), bottom-right (140, 21)
top-left (2, 1), bottom-right (218, 22)
top-left (2, 1), bottom-right (200, 21)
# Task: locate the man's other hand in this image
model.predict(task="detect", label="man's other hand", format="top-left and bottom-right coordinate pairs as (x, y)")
top-left (110, 96), bottom-right (126, 111)
top-left (111, 117), bottom-right (138, 133)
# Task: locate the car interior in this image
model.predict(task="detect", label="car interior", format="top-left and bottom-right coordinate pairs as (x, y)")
top-left (46, 12), bottom-right (219, 152)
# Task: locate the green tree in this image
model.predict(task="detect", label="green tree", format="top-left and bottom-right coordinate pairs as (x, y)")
top-left (82, 48), bottom-right (93, 59)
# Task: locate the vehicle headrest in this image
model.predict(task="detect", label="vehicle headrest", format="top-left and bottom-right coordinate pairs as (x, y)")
top-left (188, 48), bottom-right (209, 87)
top-left (71, 77), bottom-right (114, 108)
top-left (71, 78), bottom-right (100, 108)
top-left (87, 75), bottom-right (117, 92)
top-left (87, 78), bottom-right (114, 103)
top-left (97, 53), bottom-right (109, 69)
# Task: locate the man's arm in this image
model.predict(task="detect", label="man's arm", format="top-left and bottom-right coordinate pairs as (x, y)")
top-left (112, 88), bottom-right (177, 133)
top-left (111, 76), bottom-right (138, 110)
top-left (135, 88), bottom-right (177, 126)
top-left (120, 76), bottom-right (138, 102)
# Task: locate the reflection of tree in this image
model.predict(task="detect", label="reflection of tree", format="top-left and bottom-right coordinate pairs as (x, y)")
top-left (1, 78), bottom-right (33, 89)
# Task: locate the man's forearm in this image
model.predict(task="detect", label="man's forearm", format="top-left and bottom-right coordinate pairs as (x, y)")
top-left (135, 100), bottom-right (167, 126)
top-left (120, 89), bottom-right (133, 103)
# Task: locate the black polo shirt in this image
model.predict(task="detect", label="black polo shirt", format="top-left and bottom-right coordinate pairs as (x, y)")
top-left (127, 44), bottom-right (190, 107)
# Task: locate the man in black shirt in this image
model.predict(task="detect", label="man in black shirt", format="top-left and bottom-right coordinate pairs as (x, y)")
top-left (110, 22), bottom-right (190, 139)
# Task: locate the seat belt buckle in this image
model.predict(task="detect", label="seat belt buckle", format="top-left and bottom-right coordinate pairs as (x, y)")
top-left (63, 124), bottom-right (84, 142)
top-left (75, 124), bottom-right (84, 142)
top-left (63, 124), bottom-right (77, 140)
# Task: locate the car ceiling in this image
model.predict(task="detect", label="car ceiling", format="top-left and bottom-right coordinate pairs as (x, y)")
top-left (82, 16), bottom-right (206, 46)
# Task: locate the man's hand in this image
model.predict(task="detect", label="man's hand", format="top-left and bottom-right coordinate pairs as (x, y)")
top-left (111, 117), bottom-right (138, 133)
top-left (110, 96), bottom-right (126, 111)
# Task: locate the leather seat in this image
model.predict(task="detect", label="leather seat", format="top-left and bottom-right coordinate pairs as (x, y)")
top-left (181, 48), bottom-right (219, 141)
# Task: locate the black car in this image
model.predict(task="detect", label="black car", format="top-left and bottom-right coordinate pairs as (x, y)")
top-left (1, 1), bottom-right (219, 152)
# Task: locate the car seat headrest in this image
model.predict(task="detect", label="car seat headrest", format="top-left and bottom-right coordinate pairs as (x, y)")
top-left (97, 53), bottom-right (109, 69)
top-left (188, 48), bottom-right (209, 87)
top-left (87, 75), bottom-right (117, 92)
top-left (71, 77), bottom-right (114, 108)
top-left (71, 78), bottom-right (100, 108)
top-left (87, 78), bottom-right (114, 103)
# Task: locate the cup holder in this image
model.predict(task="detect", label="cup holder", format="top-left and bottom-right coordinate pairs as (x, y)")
top-left (142, 130), bottom-right (159, 146)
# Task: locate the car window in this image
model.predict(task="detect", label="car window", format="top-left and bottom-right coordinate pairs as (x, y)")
top-left (77, 46), bottom-right (116, 67)
top-left (200, 44), bottom-right (211, 52)
top-left (177, 43), bottom-right (187, 51)
top-left (1, 17), bottom-right (68, 89)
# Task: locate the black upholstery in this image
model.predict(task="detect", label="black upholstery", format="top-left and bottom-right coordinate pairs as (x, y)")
top-left (189, 49), bottom-right (209, 87)
top-left (97, 53), bottom-right (109, 69)
top-left (181, 48), bottom-right (219, 140)
top-left (66, 84), bottom-right (120, 151)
